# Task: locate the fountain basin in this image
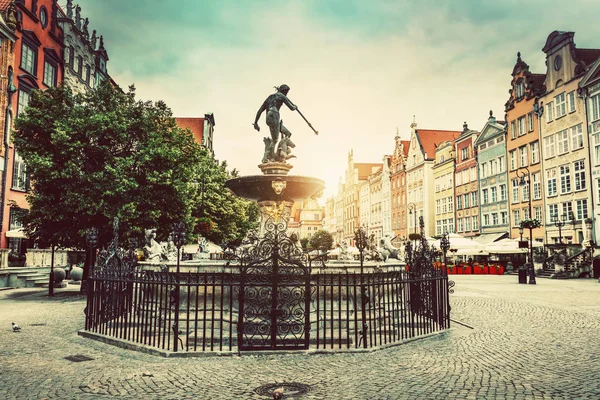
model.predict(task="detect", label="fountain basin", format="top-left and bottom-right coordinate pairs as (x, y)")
top-left (226, 175), bottom-right (324, 202)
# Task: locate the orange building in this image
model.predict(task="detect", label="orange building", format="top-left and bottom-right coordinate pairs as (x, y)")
top-left (175, 113), bottom-right (215, 155)
top-left (1, 0), bottom-right (64, 253)
top-left (504, 52), bottom-right (546, 242)
top-left (454, 123), bottom-right (480, 237)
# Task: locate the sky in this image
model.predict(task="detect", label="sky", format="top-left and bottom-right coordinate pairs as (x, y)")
top-left (73, 0), bottom-right (600, 200)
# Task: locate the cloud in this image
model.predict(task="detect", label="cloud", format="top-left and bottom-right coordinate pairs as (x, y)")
top-left (75, 0), bottom-right (600, 199)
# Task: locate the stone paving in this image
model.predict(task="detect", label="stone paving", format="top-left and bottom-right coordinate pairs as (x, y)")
top-left (1, 276), bottom-right (600, 399)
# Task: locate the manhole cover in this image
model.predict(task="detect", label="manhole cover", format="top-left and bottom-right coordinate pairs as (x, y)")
top-left (64, 354), bottom-right (94, 362)
top-left (255, 382), bottom-right (310, 398)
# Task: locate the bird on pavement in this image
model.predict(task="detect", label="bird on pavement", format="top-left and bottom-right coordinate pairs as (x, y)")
top-left (11, 323), bottom-right (21, 332)
top-left (273, 386), bottom-right (284, 399)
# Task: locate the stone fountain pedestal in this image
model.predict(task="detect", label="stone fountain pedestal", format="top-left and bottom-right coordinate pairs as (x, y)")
top-left (226, 161), bottom-right (324, 234)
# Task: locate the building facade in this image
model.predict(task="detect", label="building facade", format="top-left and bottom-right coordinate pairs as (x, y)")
top-left (1, 0), bottom-right (64, 253)
top-left (539, 31), bottom-right (599, 245)
top-left (475, 111), bottom-right (509, 235)
top-left (504, 52), bottom-right (546, 243)
top-left (175, 113), bottom-right (216, 154)
top-left (432, 140), bottom-right (455, 236)
top-left (390, 131), bottom-right (409, 245)
top-left (381, 155), bottom-right (392, 239)
top-left (406, 119), bottom-right (459, 237)
top-left (453, 123), bottom-right (480, 237)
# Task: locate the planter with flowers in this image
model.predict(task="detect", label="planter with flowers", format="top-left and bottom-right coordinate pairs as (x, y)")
top-left (520, 218), bottom-right (542, 230)
top-left (194, 216), bottom-right (214, 237)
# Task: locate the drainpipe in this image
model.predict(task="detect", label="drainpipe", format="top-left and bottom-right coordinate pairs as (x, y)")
top-left (0, 69), bottom-right (16, 253)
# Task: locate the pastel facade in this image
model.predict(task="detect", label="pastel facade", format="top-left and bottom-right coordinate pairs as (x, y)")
top-left (475, 112), bottom-right (509, 234)
top-left (432, 140), bottom-right (455, 235)
top-left (453, 124), bottom-right (479, 237)
top-left (390, 132), bottom-right (409, 244)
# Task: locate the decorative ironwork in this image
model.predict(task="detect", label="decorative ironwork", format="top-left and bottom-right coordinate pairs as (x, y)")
top-left (236, 214), bottom-right (310, 350)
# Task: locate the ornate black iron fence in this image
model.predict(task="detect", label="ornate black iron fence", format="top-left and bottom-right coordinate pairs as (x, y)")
top-left (84, 268), bottom-right (451, 353)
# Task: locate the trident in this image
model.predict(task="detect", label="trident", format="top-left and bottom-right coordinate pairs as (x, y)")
top-left (295, 108), bottom-right (319, 135)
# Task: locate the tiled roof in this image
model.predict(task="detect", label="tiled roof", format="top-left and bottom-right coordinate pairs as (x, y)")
top-left (175, 117), bottom-right (205, 145)
top-left (416, 130), bottom-right (461, 160)
top-left (575, 49), bottom-right (600, 68)
top-left (401, 140), bottom-right (410, 157)
top-left (529, 73), bottom-right (546, 91)
top-left (0, 0), bottom-right (11, 12)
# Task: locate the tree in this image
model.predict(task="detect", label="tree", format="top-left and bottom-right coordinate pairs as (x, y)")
top-left (309, 230), bottom-right (334, 252)
top-left (12, 83), bottom-right (203, 250)
top-left (191, 157), bottom-right (260, 246)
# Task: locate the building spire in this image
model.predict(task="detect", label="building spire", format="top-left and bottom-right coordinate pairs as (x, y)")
top-left (410, 115), bottom-right (417, 130)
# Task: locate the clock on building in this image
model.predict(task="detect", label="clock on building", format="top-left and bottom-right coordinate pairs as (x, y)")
top-left (554, 55), bottom-right (562, 71)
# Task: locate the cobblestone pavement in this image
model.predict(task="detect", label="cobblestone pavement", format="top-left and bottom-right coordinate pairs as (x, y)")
top-left (1, 276), bottom-right (600, 399)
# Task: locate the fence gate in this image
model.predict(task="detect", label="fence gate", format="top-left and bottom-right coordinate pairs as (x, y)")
top-left (237, 227), bottom-right (311, 351)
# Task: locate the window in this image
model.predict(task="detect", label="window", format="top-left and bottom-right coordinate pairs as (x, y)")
top-left (463, 193), bottom-right (470, 208)
top-left (562, 201), bottom-right (573, 220)
top-left (535, 207), bottom-right (543, 223)
top-left (500, 212), bottom-right (508, 225)
top-left (509, 150), bottom-right (517, 170)
top-left (511, 179), bottom-right (519, 204)
top-left (574, 160), bottom-right (586, 191)
top-left (457, 218), bottom-right (463, 232)
top-left (21, 43), bottom-right (36, 75)
top-left (500, 184), bottom-right (507, 201)
top-left (461, 147), bottom-right (468, 161)
top-left (570, 124), bottom-right (583, 150)
top-left (532, 173), bottom-right (541, 200)
top-left (448, 197), bottom-right (453, 212)
top-left (519, 146), bottom-right (528, 167)
top-left (17, 90), bottom-right (30, 116)
top-left (522, 181), bottom-right (529, 202)
top-left (492, 213), bottom-right (499, 225)
top-left (470, 167), bottom-right (476, 181)
top-left (471, 192), bottom-right (477, 206)
top-left (518, 116), bottom-right (526, 136)
top-left (64, 47), bottom-right (71, 64)
top-left (490, 186), bottom-right (497, 203)
top-left (530, 141), bottom-right (539, 164)
top-left (512, 210), bottom-right (520, 227)
top-left (77, 56), bottom-right (83, 77)
top-left (442, 198), bottom-right (447, 213)
top-left (465, 217), bottom-right (471, 231)
top-left (498, 155), bottom-right (505, 172)
top-left (490, 159), bottom-right (496, 175)
top-left (436, 220), bottom-right (442, 236)
top-left (472, 216), bottom-right (478, 231)
top-left (591, 93), bottom-right (600, 122)
top-left (436, 199), bottom-right (441, 215)
top-left (544, 135), bottom-right (556, 158)
top-left (515, 81), bottom-right (525, 99)
top-left (523, 207), bottom-right (530, 220)
top-left (576, 199), bottom-right (588, 220)
top-left (43, 61), bottom-right (56, 87)
top-left (559, 165), bottom-right (571, 194)
top-left (557, 130), bottom-right (569, 154)
top-left (546, 168), bottom-right (557, 197)
top-left (555, 92), bottom-right (566, 118)
top-left (511, 121), bottom-right (516, 139)
top-left (480, 163), bottom-right (487, 178)
top-left (12, 150), bottom-right (27, 191)
top-left (567, 91), bottom-right (576, 113)
top-left (456, 196), bottom-right (462, 210)
top-left (546, 102), bottom-right (554, 122)
top-left (482, 189), bottom-right (488, 204)
top-left (85, 65), bottom-right (91, 84)
top-left (527, 112), bottom-right (534, 132)
top-left (483, 214), bottom-right (490, 226)
top-left (548, 204), bottom-right (558, 221)
top-left (68, 45), bottom-right (74, 66)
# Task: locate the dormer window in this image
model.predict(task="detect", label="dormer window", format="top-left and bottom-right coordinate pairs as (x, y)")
top-left (515, 81), bottom-right (525, 99)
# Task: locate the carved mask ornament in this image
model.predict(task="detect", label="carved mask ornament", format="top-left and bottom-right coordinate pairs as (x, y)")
top-left (271, 180), bottom-right (287, 195)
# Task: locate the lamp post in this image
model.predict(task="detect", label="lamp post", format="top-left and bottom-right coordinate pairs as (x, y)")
top-left (440, 233), bottom-right (450, 272)
top-left (519, 226), bottom-right (524, 242)
top-left (171, 221), bottom-right (186, 352)
top-left (516, 166), bottom-right (535, 285)
top-left (585, 218), bottom-right (594, 261)
top-left (407, 202), bottom-right (417, 237)
top-left (553, 213), bottom-right (567, 245)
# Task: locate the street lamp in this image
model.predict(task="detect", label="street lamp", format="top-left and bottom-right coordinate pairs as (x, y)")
top-left (440, 233), bottom-right (450, 272)
top-left (553, 213), bottom-right (567, 245)
top-left (407, 202), bottom-right (417, 236)
top-left (519, 226), bottom-right (524, 241)
top-left (516, 166), bottom-right (535, 285)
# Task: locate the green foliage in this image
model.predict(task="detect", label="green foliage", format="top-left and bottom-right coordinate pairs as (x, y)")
top-left (309, 230), bottom-right (334, 252)
top-left (13, 83), bottom-right (203, 248)
top-left (300, 237), bottom-right (310, 251)
top-left (70, 266), bottom-right (83, 281)
top-left (408, 233), bottom-right (422, 241)
top-left (53, 268), bottom-right (66, 283)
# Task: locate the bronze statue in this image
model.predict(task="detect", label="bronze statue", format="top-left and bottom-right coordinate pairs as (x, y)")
top-left (66, 0), bottom-right (73, 19)
top-left (253, 84), bottom-right (296, 163)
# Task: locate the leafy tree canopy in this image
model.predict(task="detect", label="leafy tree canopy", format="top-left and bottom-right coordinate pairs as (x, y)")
top-left (12, 83), bottom-right (202, 248)
top-left (309, 229), bottom-right (334, 252)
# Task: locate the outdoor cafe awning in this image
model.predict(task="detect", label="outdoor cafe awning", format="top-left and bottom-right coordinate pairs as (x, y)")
top-left (5, 228), bottom-right (27, 239)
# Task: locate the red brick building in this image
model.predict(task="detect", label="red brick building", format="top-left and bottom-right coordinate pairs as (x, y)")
top-left (389, 129), bottom-right (409, 244)
top-left (0, 0), bottom-right (64, 253)
top-left (175, 113), bottom-right (215, 155)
